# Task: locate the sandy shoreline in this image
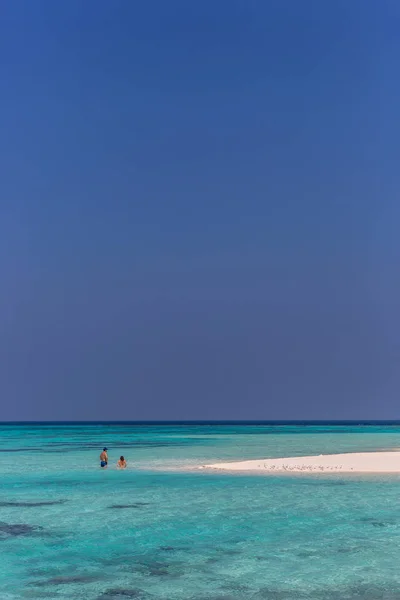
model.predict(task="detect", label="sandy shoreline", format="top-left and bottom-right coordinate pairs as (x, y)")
top-left (202, 451), bottom-right (400, 473)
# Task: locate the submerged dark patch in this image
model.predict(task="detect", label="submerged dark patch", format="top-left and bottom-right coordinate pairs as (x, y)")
top-left (33, 574), bottom-right (100, 586)
top-left (98, 589), bottom-right (150, 599)
top-left (133, 559), bottom-right (170, 573)
top-left (359, 517), bottom-right (395, 527)
top-left (220, 583), bottom-right (252, 593)
top-left (126, 557), bottom-right (183, 579)
top-left (0, 447), bottom-right (40, 453)
top-left (0, 522), bottom-right (43, 537)
top-left (0, 500), bottom-right (67, 507)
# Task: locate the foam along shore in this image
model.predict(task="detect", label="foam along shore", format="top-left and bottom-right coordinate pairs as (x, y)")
top-left (202, 452), bottom-right (400, 474)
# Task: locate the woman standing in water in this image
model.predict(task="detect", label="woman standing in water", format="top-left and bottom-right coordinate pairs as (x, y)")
top-left (117, 456), bottom-right (127, 469)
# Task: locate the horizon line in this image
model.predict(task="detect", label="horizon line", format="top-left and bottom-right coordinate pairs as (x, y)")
top-left (0, 419), bottom-right (399, 425)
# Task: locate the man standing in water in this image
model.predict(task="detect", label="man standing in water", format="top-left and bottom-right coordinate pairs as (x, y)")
top-left (100, 447), bottom-right (108, 468)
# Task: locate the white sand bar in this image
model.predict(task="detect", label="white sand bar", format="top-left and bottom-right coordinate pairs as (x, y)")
top-left (203, 452), bottom-right (400, 474)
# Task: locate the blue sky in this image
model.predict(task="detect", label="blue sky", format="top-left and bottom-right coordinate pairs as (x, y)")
top-left (1, 1), bottom-right (399, 420)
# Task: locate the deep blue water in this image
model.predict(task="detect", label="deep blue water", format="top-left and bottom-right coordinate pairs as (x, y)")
top-left (0, 422), bottom-right (399, 599)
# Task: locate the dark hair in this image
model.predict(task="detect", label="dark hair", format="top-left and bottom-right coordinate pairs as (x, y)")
top-left (120, 456), bottom-right (124, 461)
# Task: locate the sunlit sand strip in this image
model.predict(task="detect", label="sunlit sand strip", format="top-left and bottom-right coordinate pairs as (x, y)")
top-left (202, 452), bottom-right (400, 473)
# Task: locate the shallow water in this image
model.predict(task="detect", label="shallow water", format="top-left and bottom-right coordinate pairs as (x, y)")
top-left (0, 422), bottom-right (400, 599)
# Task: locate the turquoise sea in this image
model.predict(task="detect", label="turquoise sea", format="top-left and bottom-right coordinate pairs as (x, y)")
top-left (1, 422), bottom-right (400, 600)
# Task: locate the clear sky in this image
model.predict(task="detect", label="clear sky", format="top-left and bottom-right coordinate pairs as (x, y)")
top-left (1, 0), bottom-right (399, 420)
